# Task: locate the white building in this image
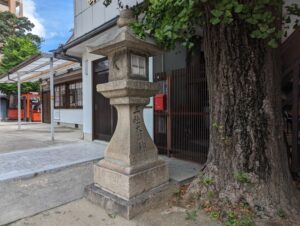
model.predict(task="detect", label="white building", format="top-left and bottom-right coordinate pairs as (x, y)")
top-left (56, 0), bottom-right (149, 142)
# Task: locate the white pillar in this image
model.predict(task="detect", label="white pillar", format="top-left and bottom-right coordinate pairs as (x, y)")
top-left (40, 84), bottom-right (43, 123)
top-left (0, 96), bottom-right (2, 122)
top-left (17, 73), bottom-right (21, 130)
top-left (50, 57), bottom-right (55, 141)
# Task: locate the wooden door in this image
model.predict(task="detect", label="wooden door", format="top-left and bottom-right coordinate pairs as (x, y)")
top-left (93, 59), bottom-right (117, 141)
top-left (42, 91), bottom-right (50, 123)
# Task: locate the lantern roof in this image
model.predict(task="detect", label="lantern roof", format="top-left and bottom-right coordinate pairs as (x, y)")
top-left (90, 10), bottom-right (162, 57)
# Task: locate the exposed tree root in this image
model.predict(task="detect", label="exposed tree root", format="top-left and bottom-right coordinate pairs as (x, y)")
top-left (184, 164), bottom-right (300, 225)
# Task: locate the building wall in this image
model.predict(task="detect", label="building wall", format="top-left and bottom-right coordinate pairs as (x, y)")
top-left (153, 44), bottom-right (187, 74)
top-left (82, 51), bottom-right (102, 141)
top-left (74, 0), bottom-right (142, 39)
top-left (0, 4), bottom-right (9, 12)
top-left (54, 109), bottom-right (83, 126)
top-left (283, 0), bottom-right (300, 42)
top-left (0, 0), bottom-right (23, 16)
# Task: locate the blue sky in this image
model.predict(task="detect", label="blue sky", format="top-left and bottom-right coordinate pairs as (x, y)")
top-left (23, 0), bottom-right (74, 52)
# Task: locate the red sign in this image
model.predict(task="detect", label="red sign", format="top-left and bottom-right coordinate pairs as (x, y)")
top-left (154, 94), bottom-right (166, 111)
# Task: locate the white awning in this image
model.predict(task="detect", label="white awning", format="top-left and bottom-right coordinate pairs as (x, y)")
top-left (0, 53), bottom-right (79, 83)
top-left (0, 52), bottom-right (80, 140)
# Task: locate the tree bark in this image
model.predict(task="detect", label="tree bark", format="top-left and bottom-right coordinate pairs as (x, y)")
top-left (188, 15), bottom-right (300, 216)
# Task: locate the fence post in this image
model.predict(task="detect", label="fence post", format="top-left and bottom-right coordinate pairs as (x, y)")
top-left (167, 72), bottom-right (172, 157)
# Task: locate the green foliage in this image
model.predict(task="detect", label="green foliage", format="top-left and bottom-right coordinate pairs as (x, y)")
top-left (235, 172), bottom-right (251, 184)
top-left (0, 11), bottom-right (41, 53)
top-left (173, 187), bottom-right (182, 199)
top-left (277, 208), bottom-right (286, 219)
top-left (207, 190), bottom-right (215, 200)
top-left (239, 217), bottom-right (256, 226)
top-left (210, 210), bottom-right (220, 220)
top-left (0, 36), bottom-right (40, 74)
top-left (0, 81), bottom-right (41, 96)
top-left (201, 176), bottom-right (215, 186)
top-left (185, 209), bottom-right (198, 221)
top-left (103, 0), bottom-right (300, 49)
top-left (0, 83), bottom-right (17, 96)
top-left (224, 211), bottom-right (239, 226)
top-left (131, 0), bottom-right (200, 50)
top-left (107, 212), bottom-right (117, 219)
top-left (223, 211), bottom-right (256, 226)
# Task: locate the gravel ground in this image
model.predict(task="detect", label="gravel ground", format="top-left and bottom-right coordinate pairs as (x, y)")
top-left (10, 198), bottom-right (223, 226)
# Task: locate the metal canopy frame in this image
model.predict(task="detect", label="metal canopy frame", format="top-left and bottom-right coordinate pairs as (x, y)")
top-left (0, 53), bottom-right (76, 141)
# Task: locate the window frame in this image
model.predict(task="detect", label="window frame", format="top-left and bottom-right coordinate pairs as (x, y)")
top-left (54, 80), bottom-right (83, 109)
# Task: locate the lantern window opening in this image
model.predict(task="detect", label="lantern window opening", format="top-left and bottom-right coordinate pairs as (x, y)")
top-left (131, 54), bottom-right (146, 78)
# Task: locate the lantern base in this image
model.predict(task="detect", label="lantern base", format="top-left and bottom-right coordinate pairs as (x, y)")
top-left (85, 181), bottom-right (174, 220)
top-left (94, 159), bottom-right (169, 199)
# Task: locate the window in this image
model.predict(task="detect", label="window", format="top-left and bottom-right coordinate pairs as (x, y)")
top-left (54, 81), bottom-right (82, 109)
top-left (69, 81), bottom-right (82, 108)
top-left (55, 84), bottom-right (65, 108)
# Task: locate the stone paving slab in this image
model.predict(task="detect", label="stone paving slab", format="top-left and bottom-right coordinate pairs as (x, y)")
top-left (161, 156), bottom-right (202, 183)
top-left (0, 142), bottom-right (105, 182)
top-left (0, 122), bottom-right (83, 154)
top-left (0, 141), bottom-right (202, 183)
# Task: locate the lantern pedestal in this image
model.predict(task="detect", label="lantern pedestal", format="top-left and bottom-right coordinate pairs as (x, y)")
top-left (85, 80), bottom-right (170, 219)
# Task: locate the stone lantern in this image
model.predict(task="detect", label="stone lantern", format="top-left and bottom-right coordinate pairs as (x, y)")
top-left (86, 9), bottom-right (170, 219)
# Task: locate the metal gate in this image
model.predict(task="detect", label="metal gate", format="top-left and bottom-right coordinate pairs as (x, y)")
top-left (154, 64), bottom-right (209, 163)
top-left (42, 91), bottom-right (50, 123)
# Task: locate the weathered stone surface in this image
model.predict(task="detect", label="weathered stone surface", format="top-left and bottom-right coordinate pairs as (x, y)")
top-left (97, 79), bottom-right (159, 98)
top-left (94, 160), bottom-right (169, 199)
top-left (85, 182), bottom-right (176, 220)
top-left (117, 8), bottom-right (135, 28)
top-left (90, 26), bottom-right (161, 60)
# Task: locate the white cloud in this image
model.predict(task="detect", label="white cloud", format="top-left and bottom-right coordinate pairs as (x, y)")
top-left (48, 32), bottom-right (58, 39)
top-left (23, 0), bottom-right (46, 38)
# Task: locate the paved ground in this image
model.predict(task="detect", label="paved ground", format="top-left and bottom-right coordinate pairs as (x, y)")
top-left (0, 140), bottom-right (201, 184)
top-left (10, 198), bottom-right (222, 226)
top-left (0, 142), bottom-right (105, 182)
top-left (0, 122), bottom-right (206, 225)
top-left (0, 122), bottom-right (83, 154)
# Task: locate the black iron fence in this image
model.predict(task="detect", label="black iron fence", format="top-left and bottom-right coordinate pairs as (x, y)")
top-left (154, 64), bottom-right (209, 163)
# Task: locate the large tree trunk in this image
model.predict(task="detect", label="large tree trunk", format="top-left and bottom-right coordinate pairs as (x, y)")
top-left (188, 15), bottom-right (300, 217)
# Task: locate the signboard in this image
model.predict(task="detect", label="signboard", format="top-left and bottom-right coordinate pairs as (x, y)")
top-left (88, 0), bottom-right (97, 5)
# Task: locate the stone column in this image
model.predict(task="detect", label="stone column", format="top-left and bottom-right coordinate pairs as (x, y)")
top-left (85, 9), bottom-right (170, 219)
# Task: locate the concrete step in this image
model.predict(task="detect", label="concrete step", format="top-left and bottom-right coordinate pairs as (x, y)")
top-left (0, 142), bottom-right (105, 225)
